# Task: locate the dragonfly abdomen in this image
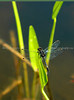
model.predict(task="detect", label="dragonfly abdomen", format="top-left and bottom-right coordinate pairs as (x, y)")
top-left (42, 57), bottom-right (49, 72)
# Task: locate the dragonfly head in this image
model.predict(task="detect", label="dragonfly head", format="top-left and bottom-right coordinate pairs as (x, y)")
top-left (37, 47), bottom-right (43, 52)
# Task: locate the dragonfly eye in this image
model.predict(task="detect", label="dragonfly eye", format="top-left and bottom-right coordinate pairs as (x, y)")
top-left (38, 47), bottom-right (42, 51)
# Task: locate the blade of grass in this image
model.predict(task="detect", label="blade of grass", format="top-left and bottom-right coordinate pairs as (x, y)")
top-left (42, 89), bottom-right (49, 100)
top-left (29, 25), bottom-right (48, 87)
top-left (46, 18), bottom-right (56, 65)
top-left (45, 2), bottom-right (63, 100)
top-left (29, 25), bottom-right (39, 71)
top-left (12, 1), bottom-right (30, 97)
top-left (52, 1), bottom-right (63, 19)
top-left (29, 25), bottom-right (48, 99)
top-left (46, 1), bottom-right (63, 65)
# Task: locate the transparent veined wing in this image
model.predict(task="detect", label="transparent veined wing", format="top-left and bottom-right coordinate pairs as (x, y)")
top-left (44, 40), bottom-right (60, 54)
top-left (22, 48), bottom-right (37, 52)
top-left (50, 48), bottom-right (63, 60)
top-left (22, 40), bottom-right (61, 59)
top-left (22, 49), bottom-right (37, 59)
top-left (22, 40), bottom-right (60, 55)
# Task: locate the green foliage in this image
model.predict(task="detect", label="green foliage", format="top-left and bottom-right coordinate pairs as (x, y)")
top-left (12, 1), bottom-right (30, 97)
top-left (42, 89), bottom-right (50, 100)
top-left (29, 25), bottom-right (48, 89)
top-left (12, 1), bottom-right (64, 100)
top-left (46, 1), bottom-right (63, 65)
top-left (52, 1), bottom-right (63, 19)
top-left (12, 1), bottom-right (25, 52)
top-left (29, 25), bottom-right (39, 71)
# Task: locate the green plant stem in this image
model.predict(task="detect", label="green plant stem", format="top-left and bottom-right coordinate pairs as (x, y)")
top-left (42, 89), bottom-right (49, 100)
top-left (45, 18), bottom-right (56, 100)
top-left (12, 1), bottom-right (30, 97)
top-left (46, 18), bottom-right (56, 65)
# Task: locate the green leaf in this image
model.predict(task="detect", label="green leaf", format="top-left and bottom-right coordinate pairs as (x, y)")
top-left (12, 1), bottom-right (25, 52)
top-left (42, 89), bottom-right (50, 100)
top-left (29, 25), bottom-right (48, 88)
top-left (46, 1), bottom-right (63, 65)
top-left (39, 58), bottom-right (48, 88)
top-left (29, 25), bottom-right (39, 71)
top-left (12, 1), bottom-right (30, 97)
top-left (46, 18), bottom-right (56, 65)
top-left (52, 1), bottom-right (63, 19)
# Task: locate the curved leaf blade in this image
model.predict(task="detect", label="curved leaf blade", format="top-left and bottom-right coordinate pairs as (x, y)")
top-left (29, 25), bottom-right (48, 88)
top-left (29, 25), bottom-right (39, 71)
top-left (52, 1), bottom-right (63, 19)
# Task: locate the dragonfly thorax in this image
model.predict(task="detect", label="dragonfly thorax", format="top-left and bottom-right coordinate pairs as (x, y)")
top-left (38, 47), bottom-right (46, 57)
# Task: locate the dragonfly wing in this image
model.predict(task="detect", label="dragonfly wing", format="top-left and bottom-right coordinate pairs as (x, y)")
top-left (50, 48), bottom-right (63, 60)
top-left (21, 49), bottom-right (37, 59)
top-left (44, 40), bottom-right (60, 54)
top-left (51, 40), bottom-right (60, 49)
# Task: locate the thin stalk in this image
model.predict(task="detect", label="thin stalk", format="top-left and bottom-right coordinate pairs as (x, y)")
top-left (10, 30), bottom-right (23, 99)
top-left (46, 18), bottom-right (56, 65)
top-left (45, 18), bottom-right (56, 100)
top-left (0, 39), bottom-right (32, 67)
top-left (0, 79), bottom-right (22, 99)
top-left (12, 1), bottom-right (30, 97)
top-left (42, 89), bottom-right (49, 100)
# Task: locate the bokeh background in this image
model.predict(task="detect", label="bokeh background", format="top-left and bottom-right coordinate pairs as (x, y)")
top-left (0, 2), bottom-right (74, 100)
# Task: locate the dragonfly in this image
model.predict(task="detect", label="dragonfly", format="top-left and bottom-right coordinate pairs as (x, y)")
top-left (37, 40), bottom-right (63, 73)
top-left (23, 40), bottom-right (63, 73)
